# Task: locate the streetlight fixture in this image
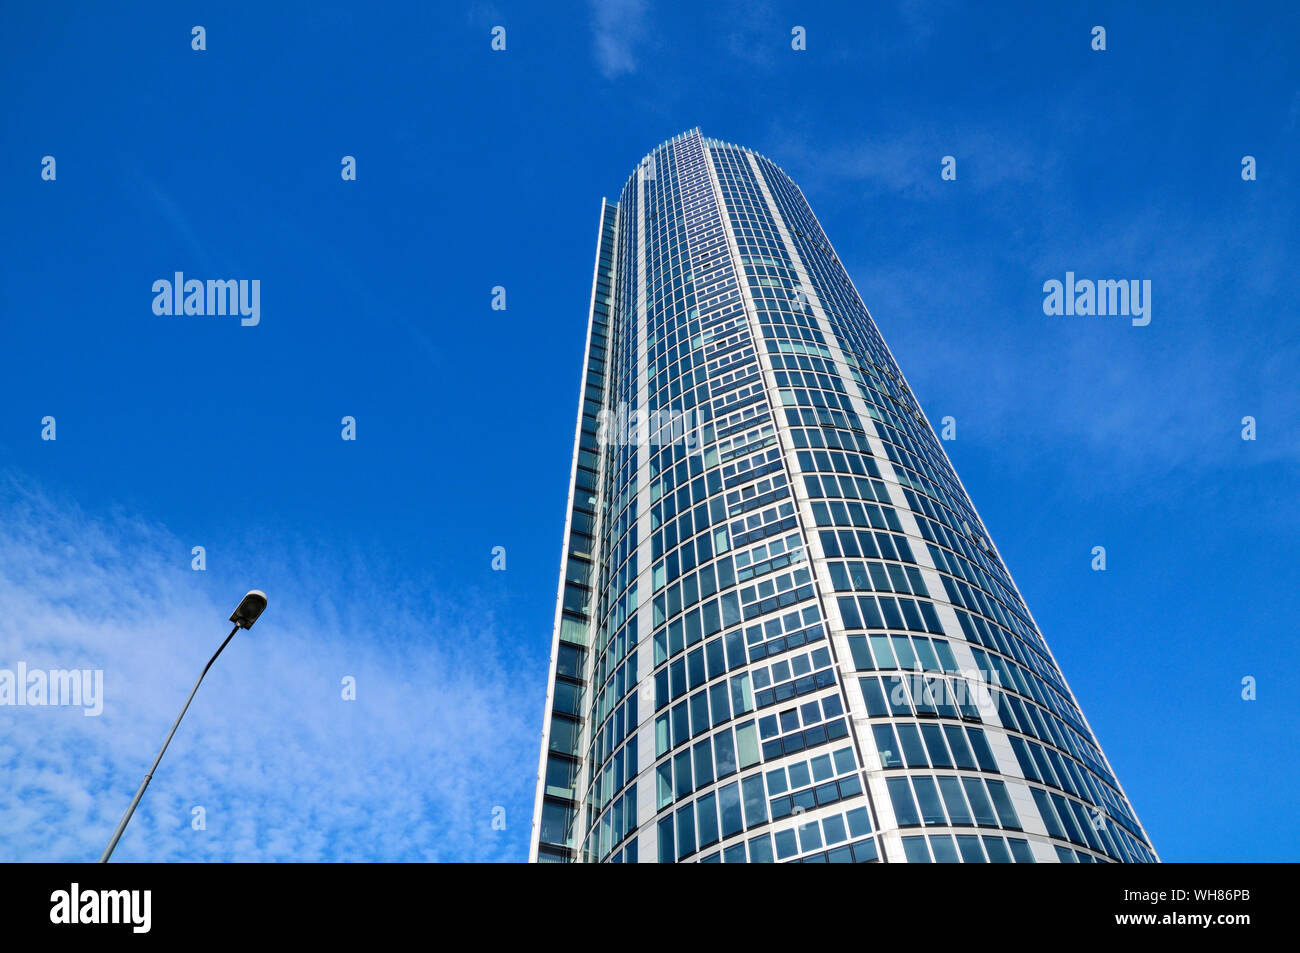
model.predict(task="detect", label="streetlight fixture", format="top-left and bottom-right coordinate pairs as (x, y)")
top-left (98, 590), bottom-right (268, 863)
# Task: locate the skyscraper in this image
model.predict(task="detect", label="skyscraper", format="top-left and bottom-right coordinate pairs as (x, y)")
top-left (529, 129), bottom-right (1156, 864)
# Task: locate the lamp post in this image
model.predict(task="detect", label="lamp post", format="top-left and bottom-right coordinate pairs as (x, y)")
top-left (98, 590), bottom-right (267, 863)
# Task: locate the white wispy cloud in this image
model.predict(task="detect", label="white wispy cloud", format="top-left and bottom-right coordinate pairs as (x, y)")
top-left (767, 121), bottom-right (1051, 199)
top-left (0, 476), bottom-right (540, 861)
top-left (590, 0), bottom-right (650, 79)
top-left (764, 116), bottom-right (1298, 499)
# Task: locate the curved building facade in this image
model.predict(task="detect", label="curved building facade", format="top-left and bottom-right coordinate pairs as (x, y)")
top-left (529, 129), bottom-right (1156, 864)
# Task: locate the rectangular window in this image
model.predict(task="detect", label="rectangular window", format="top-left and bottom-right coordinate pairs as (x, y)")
top-left (944, 724), bottom-right (977, 770)
top-left (742, 774), bottom-right (768, 826)
top-left (845, 806), bottom-right (872, 837)
top-left (690, 691), bottom-right (710, 736)
top-left (902, 836), bottom-right (931, 863)
top-left (658, 815), bottom-right (674, 863)
top-left (798, 820), bottom-right (823, 853)
top-left (670, 658), bottom-right (686, 698)
top-left (956, 834), bottom-right (985, 862)
top-left (687, 647), bottom-right (706, 688)
top-left (730, 672), bottom-right (753, 714)
top-left (983, 836), bottom-right (1013, 863)
top-left (937, 776), bottom-right (973, 826)
top-left (696, 793), bottom-right (719, 848)
top-left (859, 677), bottom-right (888, 716)
top-left (675, 804), bottom-right (696, 860)
top-left (920, 723), bottom-right (952, 768)
top-left (747, 833), bottom-right (774, 863)
top-left (735, 721), bottom-right (760, 769)
top-left (673, 750), bottom-right (693, 799)
top-left (774, 828), bottom-right (798, 860)
top-left (719, 782), bottom-right (743, 837)
top-left (963, 777), bottom-right (999, 827)
top-left (822, 813), bottom-right (848, 845)
top-left (930, 834), bottom-right (959, 863)
top-left (714, 729), bottom-right (738, 777)
top-left (692, 740), bottom-right (715, 788)
top-left (986, 779), bottom-right (1021, 829)
top-left (848, 635), bottom-right (872, 670)
top-left (706, 638), bottom-right (726, 678)
top-left (896, 723), bottom-right (928, 768)
top-left (709, 681), bottom-right (731, 726)
top-left (672, 700), bottom-right (690, 747)
top-left (1008, 838), bottom-right (1035, 863)
top-left (967, 728), bottom-right (999, 773)
top-left (657, 760), bottom-right (673, 809)
top-left (912, 775), bottom-right (946, 825)
top-left (887, 777), bottom-right (920, 827)
top-left (872, 724), bottom-right (900, 767)
top-left (1032, 787), bottom-right (1066, 840)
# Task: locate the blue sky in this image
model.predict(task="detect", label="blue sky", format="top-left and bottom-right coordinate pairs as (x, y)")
top-left (1, 1), bottom-right (1296, 861)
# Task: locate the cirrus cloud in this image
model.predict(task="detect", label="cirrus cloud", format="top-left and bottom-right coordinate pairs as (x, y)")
top-left (0, 475), bottom-right (539, 862)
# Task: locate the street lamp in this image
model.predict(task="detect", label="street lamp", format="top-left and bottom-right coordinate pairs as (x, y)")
top-left (98, 590), bottom-right (268, 862)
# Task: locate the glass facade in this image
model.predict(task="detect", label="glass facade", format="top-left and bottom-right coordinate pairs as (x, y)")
top-left (529, 129), bottom-right (1156, 864)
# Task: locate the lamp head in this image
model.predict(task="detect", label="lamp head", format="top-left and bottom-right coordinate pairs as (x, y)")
top-left (229, 590), bottom-right (268, 630)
